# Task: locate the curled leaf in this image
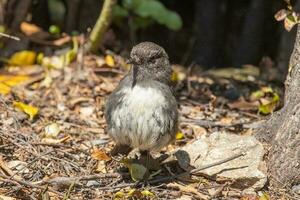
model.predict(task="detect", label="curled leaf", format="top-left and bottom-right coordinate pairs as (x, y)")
top-left (13, 101), bottom-right (39, 120)
top-left (41, 135), bottom-right (70, 144)
top-left (274, 9), bottom-right (289, 21)
top-left (105, 55), bottom-right (115, 67)
top-left (8, 51), bottom-right (37, 66)
top-left (91, 149), bottom-right (111, 161)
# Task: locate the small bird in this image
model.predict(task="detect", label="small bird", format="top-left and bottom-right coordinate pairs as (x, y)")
top-left (105, 42), bottom-right (178, 154)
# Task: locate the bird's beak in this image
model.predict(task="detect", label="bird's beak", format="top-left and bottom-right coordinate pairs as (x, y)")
top-left (131, 64), bottom-right (137, 88)
top-left (127, 58), bottom-right (134, 65)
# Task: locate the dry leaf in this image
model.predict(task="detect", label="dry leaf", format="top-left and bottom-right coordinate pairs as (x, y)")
top-left (41, 135), bottom-right (70, 144)
top-left (284, 13), bottom-right (299, 32)
top-left (0, 195), bottom-right (16, 200)
top-left (95, 160), bottom-right (107, 173)
top-left (122, 158), bottom-right (148, 181)
top-left (13, 101), bottom-right (39, 120)
top-left (228, 97), bottom-right (259, 111)
top-left (240, 194), bottom-right (259, 200)
top-left (20, 22), bottom-right (43, 36)
top-left (274, 9), bottom-right (289, 21)
top-left (91, 149), bottom-right (111, 161)
top-left (105, 55), bottom-right (115, 67)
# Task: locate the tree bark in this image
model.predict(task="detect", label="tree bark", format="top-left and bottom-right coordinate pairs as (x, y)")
top-left (255, 24), bottom-right (300, 189)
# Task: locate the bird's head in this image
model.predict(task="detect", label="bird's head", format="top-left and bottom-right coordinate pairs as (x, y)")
top-left (129, 42), bottom-right (172, 86)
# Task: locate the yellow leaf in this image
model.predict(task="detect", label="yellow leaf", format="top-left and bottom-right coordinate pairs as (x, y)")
top-left (114, 191), bottom-right (125, 199)
top-left (175, 131), bottom-right (185, 140)
top-left (91, 148), bottom-right (111, 161)
top-left (0, 82), bottom-right (11, 95)
top-left (8, 51), bottom-right (37, 66)
top-left (127, 189), bottom-right (137, 196)
top-left (105, 55), bottom-right (115, 67)
top-left (259, 93), bottom-right (280, 115)
top-left (0, 74), bottom-right (29, 95)
top-left (40, 73), bottom-right (53, 88)
top-left (141, 190), bottom-right (155, 197)
top-left (13, 101), bottom-right (39, 120)
top-left (259, 192), bottom-right (270, 200)
top-left (171, 71), bottom-right (186, 82)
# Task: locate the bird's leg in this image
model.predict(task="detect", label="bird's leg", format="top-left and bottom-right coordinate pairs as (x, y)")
top-left (127, 148), bottom-right (141, 159)
top-left (110, 144), bottom-right (132, 156)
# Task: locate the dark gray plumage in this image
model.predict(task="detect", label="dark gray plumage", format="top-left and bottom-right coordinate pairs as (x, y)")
top-left (105, 42), bottom-right (178, 151)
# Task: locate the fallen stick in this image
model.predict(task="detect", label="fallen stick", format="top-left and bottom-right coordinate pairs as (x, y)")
top-left (98, 152), bottom-right (246, 190)
top-left (0, 173), bottom-right (63, 197)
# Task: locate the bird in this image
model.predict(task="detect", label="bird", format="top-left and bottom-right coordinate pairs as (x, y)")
top-left (104, 42), bottom-right (178, 155)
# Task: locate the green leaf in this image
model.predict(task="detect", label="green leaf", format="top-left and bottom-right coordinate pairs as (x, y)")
top-left (113, 4), bottom-right (129, 19)
top-left (123, 0), bottom-right (140, 10)
top-left (163, 11), bottom-right (182, 31)
top-left (131, 0), bottom-right (182, 31)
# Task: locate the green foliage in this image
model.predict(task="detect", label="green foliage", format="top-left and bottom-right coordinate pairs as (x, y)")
top-left (113, 0), bottom-right (183, 31)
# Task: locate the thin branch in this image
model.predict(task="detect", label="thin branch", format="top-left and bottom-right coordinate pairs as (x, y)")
top-left (0, 173), bottom-right (63, 197)
top-left (37, 173), bottom-right (123, 186)
top-left (0, 32), bottom-right (20, 41)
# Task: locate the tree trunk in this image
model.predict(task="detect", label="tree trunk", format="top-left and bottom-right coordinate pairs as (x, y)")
top-left (233, 0), bottom-right (269, 66)
top-left (192, 0), bottom-right (227, 68)
top-left (255, 24), bottom-right (300, 189)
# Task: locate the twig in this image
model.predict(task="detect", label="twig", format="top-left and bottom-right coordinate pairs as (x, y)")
top-left (0, 173), bottom-right (63, 197)
top-left (37, 173), bottom-right (123, 186)
top-left (0, 32), bottom-right (20, 41)
top-left (190, 152), bottom-right (246, 174)
top-left (181, 117), bottom-right (263, 129)
top-left (9, 150), bottom-right (54, 179)
top-left (98, 152), bottom-right (246, 190)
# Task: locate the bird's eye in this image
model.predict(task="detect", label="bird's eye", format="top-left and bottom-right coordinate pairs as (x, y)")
top-left (149, 58), bottom-right (156, 64)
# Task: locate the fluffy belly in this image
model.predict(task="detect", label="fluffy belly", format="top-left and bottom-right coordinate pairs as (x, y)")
top-left (108, 86), bottom-right (177, 151)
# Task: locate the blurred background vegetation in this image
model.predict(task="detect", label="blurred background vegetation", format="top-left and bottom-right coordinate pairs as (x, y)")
top-left (0, 0), bottom-right (298, 79)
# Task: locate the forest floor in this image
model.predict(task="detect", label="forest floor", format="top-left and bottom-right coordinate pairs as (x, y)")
top-left (0, 48), bottom-right (286, 199)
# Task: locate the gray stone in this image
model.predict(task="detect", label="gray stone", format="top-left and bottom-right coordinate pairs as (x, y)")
top-left (175, 132), bottom-right (267, 191)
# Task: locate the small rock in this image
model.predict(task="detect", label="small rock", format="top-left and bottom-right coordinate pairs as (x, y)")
top-left (86, 180), bottom-right (101, 187)
top-left (79, 106), bottom-right (94, 117)
top-left (292, 184), bottom-right (300, 194)
top-left (7, 160), bottom-right (29, 173)
top-left (175, 132), bottom-right (267, 191)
